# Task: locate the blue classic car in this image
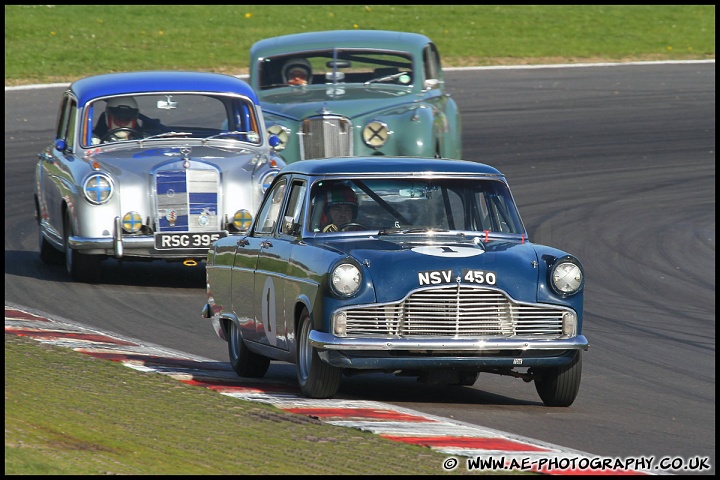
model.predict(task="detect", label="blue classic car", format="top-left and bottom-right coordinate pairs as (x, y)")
top-left (202, 157), bottom-right (588, 407)
top-left (35, 71), bottom-right (285, 282)
top-left (248, 30), bottom-right (462, 163)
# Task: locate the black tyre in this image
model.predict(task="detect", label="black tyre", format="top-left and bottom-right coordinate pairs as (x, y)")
top-left (63, 212), bottom-right (100, 283)
top-left (36, 199), bottom-right (63, 265)
top-left (456, 371), bottom-right (480, 386)
top-left (296, 308), bottom-right (342, 398)
top-left (227, 320), bottom-right (270, 377)
top-left (534, 351), bottom-right (582, 407)
top-left (38, 224), bottom-right (63, 266)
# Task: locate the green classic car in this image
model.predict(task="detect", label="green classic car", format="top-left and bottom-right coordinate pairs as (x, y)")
top-left (249, 30), bottom-right (462, 163)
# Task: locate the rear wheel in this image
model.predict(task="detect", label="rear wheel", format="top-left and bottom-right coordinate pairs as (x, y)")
top-left (64, 212), bottom-right (100, 283)
top-left (296, 308), bottom-right (342, 398)
top-left (227, 320), bottom-right (270, 377)
top-left (534, 351), bottom-right (582, 407)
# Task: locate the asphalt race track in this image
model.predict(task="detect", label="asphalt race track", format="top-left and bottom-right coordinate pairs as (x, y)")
top-left (4, 62), bottom-right (715, 474)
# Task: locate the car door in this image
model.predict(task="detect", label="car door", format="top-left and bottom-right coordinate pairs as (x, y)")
top-left (249, 176), bottom-right (290, 349)
top-left (42, 94), bottom-right (77, 238)
top-left (253, 177), bottom-right (308, 351)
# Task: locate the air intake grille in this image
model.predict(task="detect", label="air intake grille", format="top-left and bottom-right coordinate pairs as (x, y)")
top-left (154, 168), bottom-right (220, 232)
top-left (341, 285), bottom-right (566, 338)
top-left (301, 116), bottom-right (352, 159)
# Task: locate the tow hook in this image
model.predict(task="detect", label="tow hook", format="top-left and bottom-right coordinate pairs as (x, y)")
top-left (183, 259), bottom-right (198, 267)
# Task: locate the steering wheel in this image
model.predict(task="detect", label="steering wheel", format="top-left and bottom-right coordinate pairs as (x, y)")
top-left (101, 127), bottom-right (143, 142)
top-left (338, 222), bottom-right (368, 232)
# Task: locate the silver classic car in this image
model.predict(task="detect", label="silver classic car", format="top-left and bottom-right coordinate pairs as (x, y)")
top-left (202, 157), bottom-right (588, 407)
top-left (249, 30), bottom-right (462, 163)
top-left (35, 71), bottom-right (285, 282)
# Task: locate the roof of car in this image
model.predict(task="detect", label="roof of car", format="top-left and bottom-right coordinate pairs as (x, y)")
top-left (250, 30), bottom-right (433, 59)
top-left (69, 71), bottom-right (258, 105)
top-left (280, 157), bottom-right (504, 177)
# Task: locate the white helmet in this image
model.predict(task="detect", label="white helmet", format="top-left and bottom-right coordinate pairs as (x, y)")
top-left (282, 58), bottom-right (312, 85)
top-left (107, 96), bottom-right (139, 121)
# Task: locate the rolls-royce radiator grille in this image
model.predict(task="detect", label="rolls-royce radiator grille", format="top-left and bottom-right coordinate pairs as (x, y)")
top-left (341, 285), bottom-right (566, 338)
top-left (155, 169), bottom-right (221, 232)
top-left (301, 116), bottom-right (352, 160)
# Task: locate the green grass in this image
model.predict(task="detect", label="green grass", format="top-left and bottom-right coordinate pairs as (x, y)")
top-left (4, 5), bottom-right (714, 86)
top-left (6, 334), bottom-right (504, 475)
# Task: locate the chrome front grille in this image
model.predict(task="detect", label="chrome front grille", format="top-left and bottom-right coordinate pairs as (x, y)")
top-left (301, 116), bottom-right (352, 159)
top-left (341, 285), bottom-right (567, 338)
top-left (154, 168), bottom-right (221, 232)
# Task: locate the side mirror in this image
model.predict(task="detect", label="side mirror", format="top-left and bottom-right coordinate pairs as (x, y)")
top-left (423, 78), bottom-right (440, 90)
top-left (269, 134), bottom-right (281, 148)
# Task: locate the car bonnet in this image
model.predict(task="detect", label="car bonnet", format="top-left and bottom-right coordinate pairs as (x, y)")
top-left (259, 86), bottom-right (417, 120)
top-left (316, 235), bottom-right (543, 304)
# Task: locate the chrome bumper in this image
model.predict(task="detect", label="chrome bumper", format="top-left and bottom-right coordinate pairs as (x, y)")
top-left (308, 331), bottom-right (589, 352)
top-left (67, 216), bottom-right (214, 259)
top-left (309, 331), bottom-right (589, 370)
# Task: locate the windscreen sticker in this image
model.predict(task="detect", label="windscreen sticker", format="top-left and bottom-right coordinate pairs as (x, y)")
top-left (411, 245), bottom-right (484, 258)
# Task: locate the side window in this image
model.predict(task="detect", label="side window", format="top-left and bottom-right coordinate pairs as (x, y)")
top-left (65, 99), bottom-right (77, 150)
top-left (280, 180), bottom-right (307, 235)
top-left (423, 43), bottom-right (441, 83)
top-left (55, 95), bottom-right (77, 148)
top-left (254, 177), bottom-right (288, 235)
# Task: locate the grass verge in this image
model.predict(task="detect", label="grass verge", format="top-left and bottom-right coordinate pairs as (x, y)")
top-left (5, 334), bottom-right (512, 475)
top-left (4, 5), bottom-right (714, 86)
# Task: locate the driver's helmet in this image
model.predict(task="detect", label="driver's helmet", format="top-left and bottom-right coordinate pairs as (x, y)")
top-left (106, 96), bottom-right (139, 130)
top-left (322, 184), bottom-right (358, 221)
top-left (282, 58), bottom-right (312, 86)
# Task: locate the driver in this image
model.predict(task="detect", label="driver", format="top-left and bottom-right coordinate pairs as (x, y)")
top-left (92, 96), bottom-right (143, 143)
top-left (282, 58), bottom-right (312, 86)
top-left (320, 184), bottom-right (359, 233)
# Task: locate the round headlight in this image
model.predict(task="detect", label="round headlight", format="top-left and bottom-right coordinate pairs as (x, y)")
top-left (330, 262), bottom-right (362, 297)
top-left (260, 170), bottom-right (279, 194)
top-left (551, 258), bottom-right (584, 295)
top-left (362, 120), bottom-right (390, 148)
top-left (122, 211), bottom-right (143, 233)
top-left (267, 124), bottom-right (290, 151)
top-left (83, 173), bottom-right (114, 204)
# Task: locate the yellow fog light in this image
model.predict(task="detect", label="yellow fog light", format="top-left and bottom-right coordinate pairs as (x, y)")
top-left (233, 209), bottom-right (253, 231)
top-left (122, 211), bottom-right (143, 233)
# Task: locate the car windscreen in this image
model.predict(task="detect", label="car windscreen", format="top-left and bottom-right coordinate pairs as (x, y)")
top-left (307, 178), bottom-right (525, 235)
top-left (84, 93), bottom-right (262, 147)
top-left (257, 49), bottom-right (414, 90)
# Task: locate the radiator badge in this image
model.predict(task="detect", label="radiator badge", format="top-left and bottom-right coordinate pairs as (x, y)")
top-left (166, 210), bottom-right (177, 227)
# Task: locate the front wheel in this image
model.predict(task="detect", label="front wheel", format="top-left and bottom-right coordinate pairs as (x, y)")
top-left (64, 212), bottom-right (100, 283)
top-left (296, 308), bottom-right (342, 398)
top-left (227, 320), bottom-right (270, 377)
top-left (38, 224), bottom-right (63, 265)
top-left (533, 351), bottom-right (582, 407)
